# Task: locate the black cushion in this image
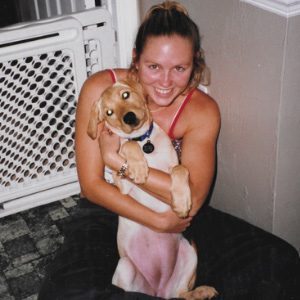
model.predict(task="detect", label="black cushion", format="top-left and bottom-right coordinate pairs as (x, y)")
top-left (38, 198), bottom-right (300, 300)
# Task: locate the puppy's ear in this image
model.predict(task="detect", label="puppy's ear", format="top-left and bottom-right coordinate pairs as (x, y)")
top-left (87, 99), bottom-right (103, 139)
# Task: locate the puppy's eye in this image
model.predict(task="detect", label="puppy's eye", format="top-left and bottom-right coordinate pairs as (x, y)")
top-left (106, 109), bottom-right (113, 116)
top-left (122, 91), bottom-right (130, 100)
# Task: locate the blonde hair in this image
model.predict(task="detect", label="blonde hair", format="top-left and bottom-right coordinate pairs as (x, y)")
top-left (128, 1), bottom-right (210, 88)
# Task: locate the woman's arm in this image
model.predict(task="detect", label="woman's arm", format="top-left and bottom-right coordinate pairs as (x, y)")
top-left (147, 91), bottom-right (220, 216)
top-left (180, 93), bottom-right (220, 216)
top-left (75, 70), bottom-right (191, 232)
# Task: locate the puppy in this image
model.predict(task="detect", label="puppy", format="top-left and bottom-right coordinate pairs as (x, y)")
top-left (87, 79), bottom-right (218, 299)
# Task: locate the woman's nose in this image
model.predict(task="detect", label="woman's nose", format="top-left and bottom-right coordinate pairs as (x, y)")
top-left (160, 71), bottom-right (172, 86)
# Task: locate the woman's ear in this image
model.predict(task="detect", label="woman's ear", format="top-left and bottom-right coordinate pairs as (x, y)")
top-left (132, 48), bottom-right (136, 61)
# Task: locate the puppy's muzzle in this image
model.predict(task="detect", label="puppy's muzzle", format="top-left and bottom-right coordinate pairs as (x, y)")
top-left (123, 112), bottom-right (139, 127)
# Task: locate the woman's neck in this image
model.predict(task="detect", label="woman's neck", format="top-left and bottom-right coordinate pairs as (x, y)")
top-left (147, 93), bottom-right (184, 113)
top-left (148, 94), bottom-right (185, 133)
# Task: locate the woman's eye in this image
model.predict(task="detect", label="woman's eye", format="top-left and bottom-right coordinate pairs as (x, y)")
top-left (175, 66), bottom-right (185, 72)
top-left (149, 64), bottom-right (158, 70)
top-left (106, 109), bottom-right (113, 116)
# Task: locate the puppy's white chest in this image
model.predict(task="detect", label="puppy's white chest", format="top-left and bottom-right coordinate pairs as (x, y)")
top-left (135, 123), bottom-right (178, 171)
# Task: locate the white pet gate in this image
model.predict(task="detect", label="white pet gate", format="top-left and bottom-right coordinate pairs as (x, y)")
top-left (0, 8), bottom-right (116, 217)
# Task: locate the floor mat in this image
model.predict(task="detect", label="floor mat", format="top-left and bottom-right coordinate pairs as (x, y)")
top-left (0, 195), bottom-right (80, 300)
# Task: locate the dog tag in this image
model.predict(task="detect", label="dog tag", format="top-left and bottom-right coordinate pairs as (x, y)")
top-left (143, 140), bottom-right (154, 154)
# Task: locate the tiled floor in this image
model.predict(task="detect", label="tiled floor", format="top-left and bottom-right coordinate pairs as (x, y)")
top-left (0, 195), bottom-right (79, 300)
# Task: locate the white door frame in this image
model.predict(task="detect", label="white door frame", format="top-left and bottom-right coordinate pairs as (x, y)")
top-left (106, 0), bottom-right (140, 68)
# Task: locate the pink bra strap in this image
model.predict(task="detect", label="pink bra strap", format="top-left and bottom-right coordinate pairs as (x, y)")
top-left (168, 89), bottom-right (195, 140)
top-left (107, 69), bottom-right (117, 83)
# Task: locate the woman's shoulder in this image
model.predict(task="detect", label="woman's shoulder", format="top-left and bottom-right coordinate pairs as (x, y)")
top-left (82, 68), bottom-right (128, 89)
top-left (190, 88), bottom-right (220, 119)
top-left (88, 68), bottom-right (128, 82)
top-left (79, 68), bottom-right (128, 101)
top-left (184, 88), bottom-right (220, 134)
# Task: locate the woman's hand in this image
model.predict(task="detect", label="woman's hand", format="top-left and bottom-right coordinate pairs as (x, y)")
top-left (155, 209), bottom-right (192, 233)
top-left (98, 126), bottom-right (120, 166)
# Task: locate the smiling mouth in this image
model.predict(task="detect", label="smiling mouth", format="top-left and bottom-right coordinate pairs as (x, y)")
top-left (155, 88), bottom-right (172, 94)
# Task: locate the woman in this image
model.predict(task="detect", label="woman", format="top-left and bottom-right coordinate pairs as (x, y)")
top-left (39, 2), bottom-right (299, 299)
top-left (76, 2), bottom-right (219, 234)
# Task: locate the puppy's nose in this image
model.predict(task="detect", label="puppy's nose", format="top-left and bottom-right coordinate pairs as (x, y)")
top-left (123, 112), bottom-right (138, 126)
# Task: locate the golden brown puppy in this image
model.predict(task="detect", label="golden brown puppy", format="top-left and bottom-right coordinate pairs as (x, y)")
top-left (87, 79), bottom-right (218, 299)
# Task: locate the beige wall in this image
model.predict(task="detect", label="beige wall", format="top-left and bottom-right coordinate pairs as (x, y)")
top-left (273, 15), bottom-right (300, 249)
top-left (139, 0), bottom-right (300, 251)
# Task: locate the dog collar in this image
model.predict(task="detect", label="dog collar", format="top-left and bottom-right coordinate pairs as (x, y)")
top-left (131, 122), bottom-right (154, 142)
top-left (131, 122), bottom-right (155, 154)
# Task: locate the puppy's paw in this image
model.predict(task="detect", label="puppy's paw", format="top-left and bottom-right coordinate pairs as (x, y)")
top-left (127, 158), bottom-right (149, 184)
top-left (120, 141), bottom-right (148, 184)
top-left (172, 191), bottom-right (191, 218)
top-left (180, 285), bottom-right (218, 300)
top-left (171, 165), bottom-right (191, 218)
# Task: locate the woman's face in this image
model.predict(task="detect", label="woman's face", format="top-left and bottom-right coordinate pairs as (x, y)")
top-left (136, 34), bottom-right (194, 107)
